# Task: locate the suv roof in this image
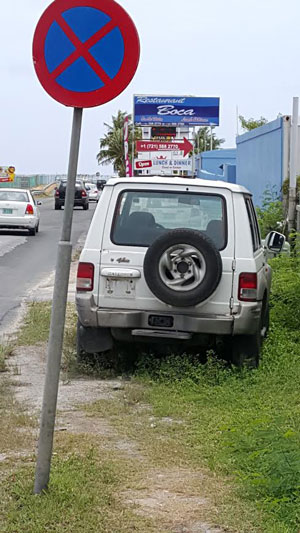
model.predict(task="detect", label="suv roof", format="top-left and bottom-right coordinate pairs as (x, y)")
top-left (105, 176), bottom-right (251, 195)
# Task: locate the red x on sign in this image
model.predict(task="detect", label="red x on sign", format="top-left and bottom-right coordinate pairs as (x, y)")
top-left (33, 0), bottom-right (140, 108)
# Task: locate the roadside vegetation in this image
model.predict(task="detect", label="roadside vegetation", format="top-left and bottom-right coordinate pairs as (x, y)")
top-left (1, 194), bottom-right (300, 530)
top-left (130, 255), bottom-right (300, 531)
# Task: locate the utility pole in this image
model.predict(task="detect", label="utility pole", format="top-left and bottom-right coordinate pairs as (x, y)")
top-left (288, 97), bottom-right (299, 234)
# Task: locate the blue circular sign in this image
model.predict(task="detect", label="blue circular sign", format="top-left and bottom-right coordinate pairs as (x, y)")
top-left (33, 0), bottom-right (140, 107)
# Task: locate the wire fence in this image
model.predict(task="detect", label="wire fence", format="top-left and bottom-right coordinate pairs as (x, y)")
top-left (0, 174), bottom-right (109, 189)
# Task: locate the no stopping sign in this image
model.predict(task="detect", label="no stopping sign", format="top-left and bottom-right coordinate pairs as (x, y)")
top-left (32, 0), bottom-right (140, 107)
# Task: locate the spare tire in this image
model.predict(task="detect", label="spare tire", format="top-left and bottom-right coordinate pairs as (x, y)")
top-left (144, 228), bottom-right (222, 307)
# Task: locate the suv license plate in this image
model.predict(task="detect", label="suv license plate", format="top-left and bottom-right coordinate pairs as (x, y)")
top-left (2, 208), bottom-right (12, 214)
top-left (148, 315), bottom-right (174, 328)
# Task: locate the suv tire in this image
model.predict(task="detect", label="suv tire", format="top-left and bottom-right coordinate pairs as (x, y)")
top-left (76, 320), bottom-right (113, 361)
top-left (28, 227), bottom-right (36, 236)
top-left (230, 332), bottom-right (261, 368)
top-left (229, 301), bottom-right (269, 368)
top-left (144, 229), bottom-right (222, 307)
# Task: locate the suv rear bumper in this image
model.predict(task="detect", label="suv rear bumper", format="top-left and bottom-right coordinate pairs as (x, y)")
top-left (76, 293), bottom-right (262, 336)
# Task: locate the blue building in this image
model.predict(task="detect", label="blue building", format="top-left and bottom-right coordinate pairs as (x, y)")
top-left (236, 116), bottom-right (290, 205)
top-left (196, 116), bottom-right (291, 206)
top-left (196, 148), bottom-right (236, 177)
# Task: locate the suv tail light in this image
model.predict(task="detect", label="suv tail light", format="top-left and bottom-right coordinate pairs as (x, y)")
top-left (238, 273), bottom-right (257, 301)
top-left (82, 190), bottom-right (87, 197)
top-left (77, 262), bottom-right (94, 291)
top-left (25, 204), bottom-right (34, 215)
top-left (55, 189), bottom-right (60, 197)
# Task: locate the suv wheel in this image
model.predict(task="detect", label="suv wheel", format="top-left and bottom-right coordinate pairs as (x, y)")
top-left (28, 226), bottom-right (36, 236)
top-left (76, 320), bottom-right (113, 362)
top-left (230, 301), bottom-right (269, 368)
top-left (230, 332), bottom-right (261, 368)
top-left (55, 203), bottom-right (61, 210)
top-left (144, 229), bottom-right (222, 307)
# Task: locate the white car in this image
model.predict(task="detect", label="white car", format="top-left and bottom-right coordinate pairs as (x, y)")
top-left (85, 183), bottom-right (98, 202)
top-left (76, 177), bottom-right (285, 367)
top-left (0, 188), bottom-right (41, 235)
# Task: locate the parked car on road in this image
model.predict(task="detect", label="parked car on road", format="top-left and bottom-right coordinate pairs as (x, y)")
top-left (76, 177), bottom-right (285, 367)
top-left (85, 182), bottom-right (98, 202)
top-left (0, 188), bottom-right (41, 235)
top-left (96, 179), bottom-right (106, 191)
top-left (54, 180), bottom-right (89, 210)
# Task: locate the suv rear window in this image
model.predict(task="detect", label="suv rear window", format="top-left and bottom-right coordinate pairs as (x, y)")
top-left (112, 190), bottom-right (227, 249)
top-left (59, 181), bottom-right (83, 189)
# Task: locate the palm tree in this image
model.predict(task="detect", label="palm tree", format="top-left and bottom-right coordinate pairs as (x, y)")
top-left (97, 111), bottom-right (141, 176)
top-left (193, 127), bottom-right (225, 154)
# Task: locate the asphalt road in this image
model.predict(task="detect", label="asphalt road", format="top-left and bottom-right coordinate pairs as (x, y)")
top-left (0, 198), bottom-right (96, 334)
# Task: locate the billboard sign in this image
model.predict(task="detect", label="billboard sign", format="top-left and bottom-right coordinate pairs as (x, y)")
top-left (136, 138), bottom-right (193, 157)
top-left (135, 160), bottom-right (152, 169)
top-left (134, 95), bottom-right (220, 126)
top-left (135, 158), bottom-right (192, 171)
top-left (0, 166), bottom-right (15, 183)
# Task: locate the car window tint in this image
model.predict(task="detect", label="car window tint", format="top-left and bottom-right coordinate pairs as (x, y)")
top-left (112, 190), bottom-right (227, 249)
top-left (0, 191), bottom-right (29, 202)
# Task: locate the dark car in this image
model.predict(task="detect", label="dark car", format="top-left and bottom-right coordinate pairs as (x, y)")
top-left (54, 180), bottom-right (89, 210)
top-left (96, 179), bottom-right (106, 191)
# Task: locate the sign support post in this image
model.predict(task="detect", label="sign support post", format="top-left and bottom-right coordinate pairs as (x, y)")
top-left (34, 107), bottom-right (83, 494)
top-left (288, 96), bottom-right (299, 234)
top-left (192, 126), bottom-right (196, 177)
top-left (32, 0), bottom-right (139, 493)
top-left (132, 96), bottom-right (135, 176)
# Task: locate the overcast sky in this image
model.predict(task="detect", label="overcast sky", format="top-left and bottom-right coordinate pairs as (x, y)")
top-left (1, 0), bottom-right (300, 175)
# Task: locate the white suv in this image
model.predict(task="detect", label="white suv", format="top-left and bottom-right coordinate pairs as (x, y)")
top-left (76, 177), bottom-right (284, 367)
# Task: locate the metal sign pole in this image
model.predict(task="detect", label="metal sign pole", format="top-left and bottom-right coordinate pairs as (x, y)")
top-left (132, 95), bottom-right (135, 176)
top-left (34, 107), bottom-right (83, 494)
top-left (192, 126), bottom-right (196, 177)
top-left (288, 97), bottom-right (299, 233)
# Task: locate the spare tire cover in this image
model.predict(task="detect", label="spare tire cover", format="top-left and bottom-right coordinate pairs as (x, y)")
top-left (143, 228), bottom-right (222, 307)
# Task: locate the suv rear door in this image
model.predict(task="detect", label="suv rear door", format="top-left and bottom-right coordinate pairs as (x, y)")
top-left (98, 183), bottom-right (236, 317)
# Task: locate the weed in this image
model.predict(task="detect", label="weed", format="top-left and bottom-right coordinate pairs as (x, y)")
top-left (0, 446), bottom-right (156, 533)
top-left (17, 302), bottom-right (51, 345)
top-left (0, 343), bottom-right (15, 372)
top-left (130, 255), bottom-right (300, 531)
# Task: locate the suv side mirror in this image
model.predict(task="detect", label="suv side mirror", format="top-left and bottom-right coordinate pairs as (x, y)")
top-left (264, 231), bottom-right (285, 254)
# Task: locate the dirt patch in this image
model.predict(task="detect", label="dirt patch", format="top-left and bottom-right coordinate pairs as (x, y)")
top-left (9, 343), bottom-right (122, 412)
top-left (4, 342), bottom-right (229, 532)
top-left (56, 410), bottom-right (114, 436)
top-left (122, 468), bottom-right (230, 533)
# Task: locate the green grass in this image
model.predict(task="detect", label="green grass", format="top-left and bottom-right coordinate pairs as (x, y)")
top-left (0, 442), bottom-right (156, 533)
top-left (17, 302), bottom-right (52, 345)
top-left (2, 256), bottom-right (300, 532)
top-left (0, 343), bottom-right (14, 372)
top-left (129, 255), bottom-right (300, 532)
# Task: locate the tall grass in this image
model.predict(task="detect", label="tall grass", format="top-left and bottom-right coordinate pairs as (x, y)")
top-left (136, 255), bottom-right (300, 531)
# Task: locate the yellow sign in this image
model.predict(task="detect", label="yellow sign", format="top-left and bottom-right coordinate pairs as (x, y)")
top-left (0, 166), bottom-right (15, 182)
